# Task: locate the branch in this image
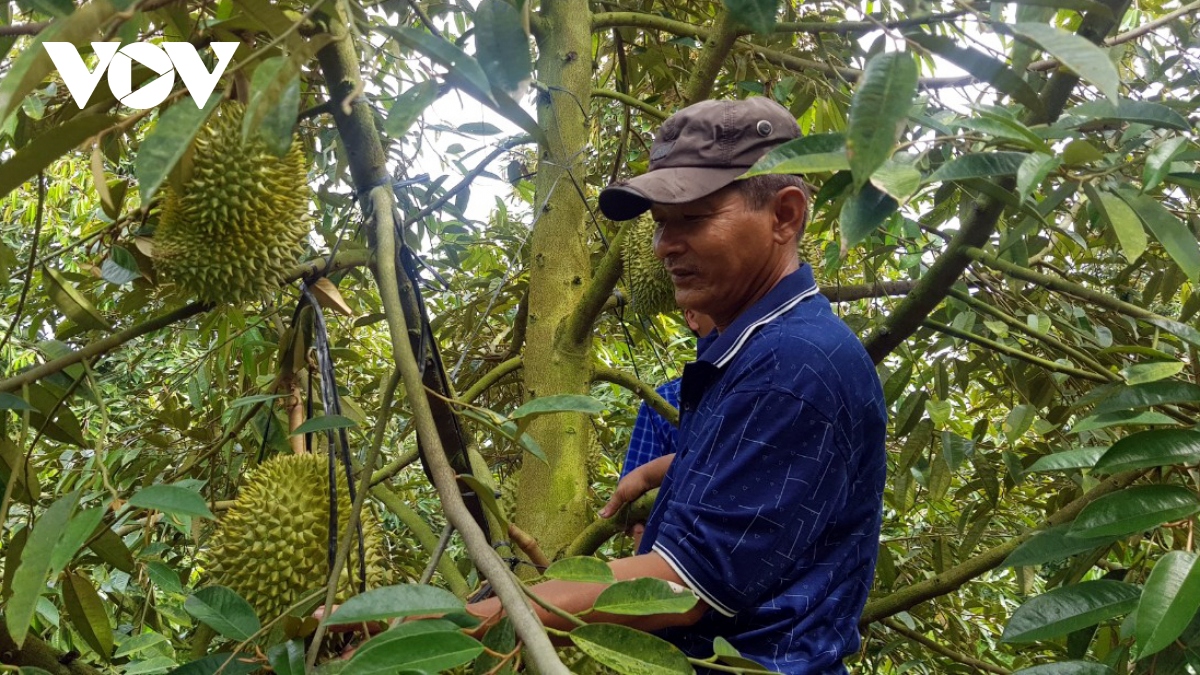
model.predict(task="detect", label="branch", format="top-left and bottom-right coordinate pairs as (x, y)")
top-left (562, 489), bottom-right (658, 557)
top-left (683, 9), bottom-right (740, 105)
top-left (823, 280), bottom-right (917, 303)
top-left (563, 221), bottom-right (631, 348)
top-left (0, 624), bottom-right (106, 675)
top-left (880, 618), bottom-right (1012, 674)
top-left (0, 249), bottom-right (372, 395)
top-left (0, 302), bottom-right (208, 393)
top-left (401, 136), bottom-right (531, 230)
top-left (591, 87), bottom-right (667, 121)
top-left (946, 287), bottom-right (1117, 380)
top-left (923, 319), bottom-right (1110, 382)
top-left (593, 366), bottom-right (678, 426)
top-left (370, 484), bottom-right (470, 596)
top-left (860, 469), bottom-right (1141, 625)
top-left (460, 357), bottom-right (524, 404)
top-left (860, 0), bottom-right (1128, 364)
top-left (964, 247), bottom-right (1186, 326)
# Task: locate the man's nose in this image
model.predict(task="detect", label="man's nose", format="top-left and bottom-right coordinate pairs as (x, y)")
top-left (653, 223), bottom-right (685, 260)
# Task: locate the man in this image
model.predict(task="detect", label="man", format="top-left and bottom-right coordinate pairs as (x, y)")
top-left (476, 97), bottom-right (887, 673)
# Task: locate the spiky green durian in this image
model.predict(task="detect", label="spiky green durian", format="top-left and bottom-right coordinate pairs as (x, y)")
top-left (205, 454), bottom-right (390, 622)
top-left (621, 215), bottom-right (825, 316)
top-left (622, 215), bottom-right (676, 316)
top-left (152, 104), bottom-right (311, 305)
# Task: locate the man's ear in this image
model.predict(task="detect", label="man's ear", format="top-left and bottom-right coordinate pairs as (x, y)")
top-left (771, 186), bottom-right (808, 244)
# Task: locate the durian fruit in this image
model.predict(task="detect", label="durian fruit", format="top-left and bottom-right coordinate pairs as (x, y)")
top-left (152, 104), bottom-right (311, 304)
top-left (205, 453), bottom-right (390, 622)
top-left (621, 215), bottom-right (676, 316)
top-left (621, 213), bottom-right (826, 316)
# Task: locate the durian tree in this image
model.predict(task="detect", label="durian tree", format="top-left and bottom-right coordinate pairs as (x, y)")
top-left (2, 0), bottom-right (1200, 673)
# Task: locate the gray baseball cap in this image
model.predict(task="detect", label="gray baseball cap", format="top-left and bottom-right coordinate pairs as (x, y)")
top-left (598, 97), bottom-right (801, 221)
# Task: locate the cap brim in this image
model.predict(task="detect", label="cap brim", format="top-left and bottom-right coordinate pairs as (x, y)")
top-left (598, 166), bottom-right (747, 221)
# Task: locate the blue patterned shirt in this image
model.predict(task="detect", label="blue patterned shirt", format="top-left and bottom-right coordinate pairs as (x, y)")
top-left (638, 265), bottom-right (887, 674)
top-left (621, 380), bottom-right (681, 479)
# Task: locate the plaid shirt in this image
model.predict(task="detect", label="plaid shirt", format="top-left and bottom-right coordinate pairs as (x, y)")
top-left (620, 380), bottom-right (681, 479)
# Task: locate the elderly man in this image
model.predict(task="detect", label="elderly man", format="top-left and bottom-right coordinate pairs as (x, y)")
top-left (467, 97), bottom-right (887, 674)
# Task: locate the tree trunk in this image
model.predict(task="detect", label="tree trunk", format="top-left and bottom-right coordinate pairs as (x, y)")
top-left (513, 0), bottom-right (595, 560)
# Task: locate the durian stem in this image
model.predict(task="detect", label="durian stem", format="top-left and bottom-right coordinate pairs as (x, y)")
top-left (592, 366), bottom-right (678, 427)
top-left (368, 184), bottom-right (569, 675)
top-left (561, 220), bottom-right (630, 350)
top-left (188, 625), bottom-right (216, 660)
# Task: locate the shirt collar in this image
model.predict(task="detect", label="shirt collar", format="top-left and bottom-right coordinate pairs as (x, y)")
top-left (700, 264), bottom-right (820, 369)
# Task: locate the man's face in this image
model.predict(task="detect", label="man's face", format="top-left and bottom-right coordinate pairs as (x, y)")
top-left (651, 186), bottom-right (780, 330)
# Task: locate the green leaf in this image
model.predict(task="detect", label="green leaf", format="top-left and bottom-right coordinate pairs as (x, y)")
top-left (593, 578), bottom-right (698, 616)
top-left (1144, 316), bottom-right (1200, 350)
top-left (1004, 523), bottom-right (1119, 567)
top-left (44, 267), bottom-right (111, 331)
top-left (570, 623), bottom-right (694, 675)
top-left (1093, 429), bottom-right (1200, 475)
top-left (63, 571), bottom-right (114, 658)
top-left (291, 414), bottom-right (359, 436)
top-left (0, 115), bottom-right (118, 200)
top-left (0, 437), bottom-right (39, 504)
top-left (1002, 580), bottom-right (1140, 643)
top-left (49, 507), bottom-right (104, 576)
top-left (183, 586), bottom-right (261, 641)
top-left (1084, 184), bottom-right (1146, 263)
top-left (1024, 447), bottom-right (1108, 474)
top-left (743, 133), bottom-right (848, 177)
top-left (242, 55), bottom-right (301, 157)
top-left (379, 26), bottom-right (494, 104)
top-left (474, 617), bottom-right (515, 675)
top-left (1143, 137), bottom-right (1187, 192)
top-left (1070, 410), bottom-right (1178, 435)
top-left (839, 181), bottom-right (898, 254)
top-left (122, 658), bottom-right (176, 675)
top-left (869, 160), bottom-right (922, 203)
top-left (167, 653), bottom-right (260, 675)
top-left (6, 491), bottom-right (81, 647)
top-left (1010, 23), bottom-right (1120, 103)
top-left (114, 632), bottom-right (169, 658)
top-left (1121, 361), bottom-right (1185, 385)
top-left (1137, 551), bottom-right (1200, 657)
top-left (941, 431), bottom-right (974, 471)
top-left (1012, 662), bottom-right (1114, 675)
top-left (1064, 99), bottom-right (1190, 131)
top-left (267, 640), bottom-right (306, 675)
top-left (1069, 485), bottom-right (1200, 538)
top-left (342, 624), bottom-right (482, 675)
top-left (723, 0), bottom-right (780, 33)
top-left (0, 1), bottom-right (120, 128)
top-left (474, 0), bottom-right (532, 94)
top-left (847, 52), bottom-right (917, 190)
top-left (929, 152), bottom-right (1029, 183)
top-left (1062, 139), bottom-right (1106, 166)
top-left (544, 556), bottom-right (616, 584)
top-left (1017, 153), bottom-right (1060, 203)
top-left (1117, 188), bottom-right (1200, 281)
top-left (385, 80), bottom-right (439, 138)
top-left (101, 246), bottom-right (141, 286)
top-left (1004, 405), bottom-right (1036, 444)
top-left (136, 98), bottom-right (221, 203)
top-left (0, 392), bottom-right (35, 411)
top-left (145, 561), bottom-right (185, 594)
top-left (128, 484), bottom-right (214, 520)
top-left (510, 394), bottom-right (606, 420)
top-left (228, 393), bottom-right (289, 409)
top-left (322, 585), bottom-right (464, 625)
top-left (906, 33), bottom-right (1044, 116)
top-left (1093, 381), bottom-right (1200, 416)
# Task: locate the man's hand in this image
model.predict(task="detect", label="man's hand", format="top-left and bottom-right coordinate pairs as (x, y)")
top-left (599, 453), bottom-right (674, 519)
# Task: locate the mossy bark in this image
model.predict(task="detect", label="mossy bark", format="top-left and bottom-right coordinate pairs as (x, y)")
top-left (513, 0), bottom-right (595, 560)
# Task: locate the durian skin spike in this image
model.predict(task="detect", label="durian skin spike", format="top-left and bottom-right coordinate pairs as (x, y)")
top-left (204, 454), bottom-right (390, 623)
top-left (152, 103), bottom-right (312, 305)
